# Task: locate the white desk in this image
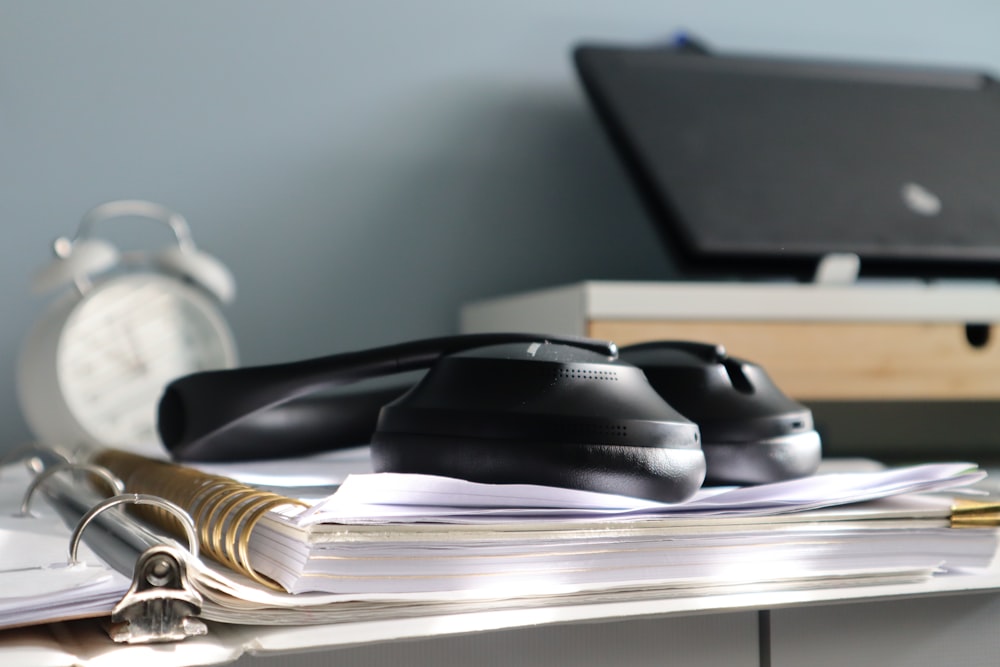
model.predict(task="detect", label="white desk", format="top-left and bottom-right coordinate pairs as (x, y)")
top-left (4, 559), bottom-right (999, 667)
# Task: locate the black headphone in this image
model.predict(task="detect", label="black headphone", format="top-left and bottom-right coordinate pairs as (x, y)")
top-left (159, 333), bottom-right (820, 502)
top-left (159, 333), bottom-right (706, 502)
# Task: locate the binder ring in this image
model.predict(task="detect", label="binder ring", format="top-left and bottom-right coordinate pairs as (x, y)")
top-left (69, 493), bottom-right (200, 565)
top-left (1, 443), bottom-right (71, 478)
top-left (20, 462), bottom-right (125, 516)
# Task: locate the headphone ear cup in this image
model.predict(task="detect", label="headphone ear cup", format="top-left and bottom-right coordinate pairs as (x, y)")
top-left (31, 238), bottom-right (120, 293)
top-left (156, 245), bottom-right (236, 303)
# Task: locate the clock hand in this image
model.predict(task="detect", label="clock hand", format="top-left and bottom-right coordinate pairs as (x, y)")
top-left (119, 323), bottom-right (149, 374)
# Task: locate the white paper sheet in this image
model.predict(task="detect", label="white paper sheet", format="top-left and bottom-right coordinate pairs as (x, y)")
top-left (298, 462), bottom-right (985, 525)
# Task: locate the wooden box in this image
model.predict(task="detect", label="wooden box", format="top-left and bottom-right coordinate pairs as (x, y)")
top-left (460, 281), bottom-right (1000, 402)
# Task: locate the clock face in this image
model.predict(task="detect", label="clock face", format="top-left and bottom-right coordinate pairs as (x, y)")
top-left (56, 273), bottom-right (236, 446)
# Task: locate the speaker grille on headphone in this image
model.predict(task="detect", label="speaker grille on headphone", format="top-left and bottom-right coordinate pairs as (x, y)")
top-left (553, 369), bottom-right (621, 382)
top-left (559, 422), bottom-right (629, 438)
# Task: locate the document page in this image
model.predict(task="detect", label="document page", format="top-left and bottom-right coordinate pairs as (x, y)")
top-left (299, 462), bottom-right (984, 525)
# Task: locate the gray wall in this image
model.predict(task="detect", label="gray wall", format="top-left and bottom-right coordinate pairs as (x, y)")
top-left (3, 1), bottom-right (999, 453)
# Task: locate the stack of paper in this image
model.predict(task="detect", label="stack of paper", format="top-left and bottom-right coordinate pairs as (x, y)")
top-left (238, 463), bottom-right (994, 600)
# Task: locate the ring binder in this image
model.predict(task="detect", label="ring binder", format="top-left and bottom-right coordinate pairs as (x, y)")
top-left (0, 455), bottom-right (211, 642)
top-left (1, 446), bottom-right (992, 648)
top-left (19, 462), bottom-right (125, 516)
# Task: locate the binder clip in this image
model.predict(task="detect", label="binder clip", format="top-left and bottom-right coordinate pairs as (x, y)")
top-left (70, 493), bottom-right (208, 643)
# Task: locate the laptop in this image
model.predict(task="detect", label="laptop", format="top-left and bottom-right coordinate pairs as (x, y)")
top-left (574, 44), bottom-right (1000, 279)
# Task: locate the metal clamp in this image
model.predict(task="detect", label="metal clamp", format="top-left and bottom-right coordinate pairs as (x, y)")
top-left (70, 493), bottom-right (207, 644)
top-left (109, 544), bottom-right (208, 644)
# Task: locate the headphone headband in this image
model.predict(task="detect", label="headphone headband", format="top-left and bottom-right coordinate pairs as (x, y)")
top-left (158, 334), bottom-right (618, 459)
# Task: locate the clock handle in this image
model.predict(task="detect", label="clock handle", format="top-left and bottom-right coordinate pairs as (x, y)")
top-left (157, 333), bottom-right (617, 460)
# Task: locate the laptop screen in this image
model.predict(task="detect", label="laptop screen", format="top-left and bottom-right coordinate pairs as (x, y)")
top-left (574, 46), bottom-right (1000, 279)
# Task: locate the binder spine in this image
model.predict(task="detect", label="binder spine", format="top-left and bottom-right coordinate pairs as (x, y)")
top-left (93, 449), bottom-right (306, 588)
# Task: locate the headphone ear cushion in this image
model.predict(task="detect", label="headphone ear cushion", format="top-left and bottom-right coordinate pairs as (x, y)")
top-left (156, 245), bottom-right (236, 303)
top-left (31, 238), bottom-right (120, 293)
top-left (371, 434), bottom-right (707, 503)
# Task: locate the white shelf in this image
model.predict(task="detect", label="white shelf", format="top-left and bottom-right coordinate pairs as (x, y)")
top-left (461, 280), bottom-right (1000, 332)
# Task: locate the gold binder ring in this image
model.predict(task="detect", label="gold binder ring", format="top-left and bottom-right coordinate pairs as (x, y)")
top-left (19, 462), bottom-right (125, 516)
top-left (69, 493), bottom-right (200, 565)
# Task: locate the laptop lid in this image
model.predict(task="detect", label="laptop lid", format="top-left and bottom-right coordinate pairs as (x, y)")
top-left (574, 45), bottom-right (1000, 279)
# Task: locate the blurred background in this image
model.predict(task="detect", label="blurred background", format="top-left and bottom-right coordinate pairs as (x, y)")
top-left (3, 1), bottom-right (1000, 453)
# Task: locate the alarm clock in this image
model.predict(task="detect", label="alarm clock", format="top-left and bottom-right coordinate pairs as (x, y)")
top-left (17, 200), bottom-right (239, 453)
